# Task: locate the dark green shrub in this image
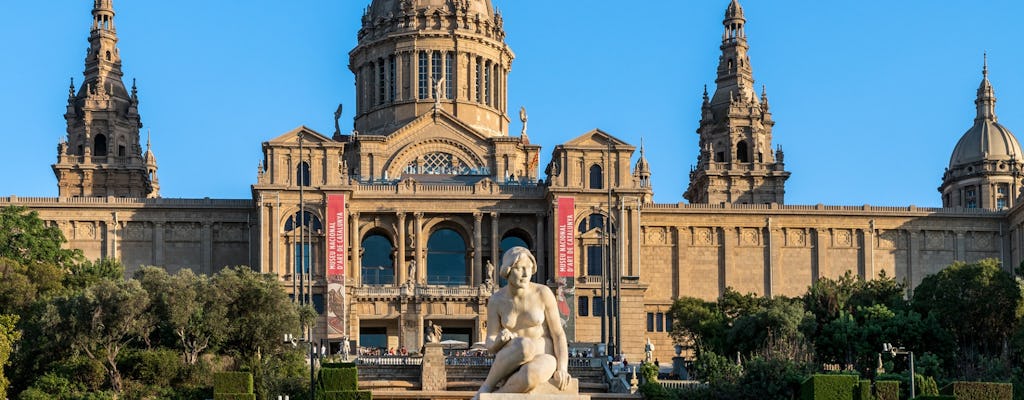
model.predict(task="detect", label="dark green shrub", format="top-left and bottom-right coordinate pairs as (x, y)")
top-left (914, 396), bottom-right (954, 400)
top-left (212, 394), bottom-right (257, 400)
top-left (916, 374), bottom-right (939, 396)
top-left (800, 374), bottom-right (859, 400)
top-left (873, 380), bottom-right (898, 400)
top-left (854, 380), bottom-right (872, 400)
top-left (121, 348), bottom-right (183, 388)
top-left (639, 381), bottom-right (672, 400)
top-left (319, 367), bottom-right (357, 392)
top-left (321, 362), bottom-right (356, 369)
top-left (213, 372), bottom-right (254, 394)
top-left (940, 381), bottom-right (1013, 400)
top-left (316, 392), bottom-right (371, 400)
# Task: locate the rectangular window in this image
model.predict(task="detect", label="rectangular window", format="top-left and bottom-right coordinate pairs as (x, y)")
top-left (592, 297), bottom-right (604, 317)
top-left (313, 294), bottom-right (325, 314)
top-left (388, 55), bottom-right (396, 102)
top-left (377, 60), bottom-right (385, 105)
top-left (586, 246), bottom-right (603, 276)
top-left (418, 51), bottom-right (429, 100)
top-left (445, 52), bottom-right (454, 99)
top-left (646, 312), bottom-right (654, 332)
top-left (294, 243), bottom-right (311, 274)
top-left (432, 51), bottom-right (442, 98)
top-left (475, 58), bottom-right (482, 103)
top-left (656, 313), bottom-right (664, 332)
top-left (998, 198), bottom-right (1007, 209)
top-left (665, 314), bottom-right (673, 332)
top-left (578, 296), bottom-right (589, 317)
top-left (715, 152), bottom-right (725, 162)
top-left (998, 184), bottom-right (1008, 195)
top-left (484, 61), bottom-right (492, 106)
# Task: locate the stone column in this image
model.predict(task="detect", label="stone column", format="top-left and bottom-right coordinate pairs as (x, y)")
top-left (473, 212), bottom-right (483, 286)
top-left (535, 213), bottom-right (546, 281)
top-left (764, 218), bottom-right (774, 298)
top-left (630, 201), bottom-right (640, 277)
top-left (414, 212), bottom-right (424, 283)
top-left (153, 222), bottom-right (165, 267)
top-left (201, 222), bottom-right (212, 274)
top-left (908, 230), bottom-right (920, 292)
top-left (673, 226), bottom-right (684, 298)
top-left (955, 230), bottom-right (966, 261)
top-left (490, 212), bottom-right (500, 263)
top-left (271, 202), bottom-right (281, 275)
top-left (351, 212), bottom-right (361, 285)
top-left (396, 212), bottom-right (407, 286)
top-left (720, 227), bottom-right (731, 296)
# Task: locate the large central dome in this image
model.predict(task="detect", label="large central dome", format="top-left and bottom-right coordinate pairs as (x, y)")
top-left (367, 0), bottom-right (494, 20)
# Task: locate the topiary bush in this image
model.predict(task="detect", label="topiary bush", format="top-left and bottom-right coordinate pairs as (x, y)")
top-left (316, 366), bottom-right (370, 400)
top-left (940, 381), bottom-right (1013, 400)
top-left (800, 374), bottom-right (859, 400)
top-left (873, 380), bottom-right (899, 400)
top-left (854, 380), bottom-right (871, 400)
top-left (213, 372), bottom-right (255, 400)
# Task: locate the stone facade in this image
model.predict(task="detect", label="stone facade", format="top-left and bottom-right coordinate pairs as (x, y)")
top-left (9, 0), bottom-right (1024, 366)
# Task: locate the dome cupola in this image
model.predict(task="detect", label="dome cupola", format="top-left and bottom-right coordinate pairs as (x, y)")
top-left (940, 57), bottom-right (1023, 209)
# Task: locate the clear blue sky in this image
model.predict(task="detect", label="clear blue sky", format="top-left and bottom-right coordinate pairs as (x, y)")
top-left (2, 1), bottom-right (1022, 207)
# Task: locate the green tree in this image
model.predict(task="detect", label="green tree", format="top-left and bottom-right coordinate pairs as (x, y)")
top-left (65, 258), bottom-right (124, 292)
top-left (136, 267), bottom-right (228, 365)
top-left (669, 297), bottom-right (724, 353)
top-left (0, 314), bottom-right (20, 399)
top-left (57, 279), bottom-right (154, 393)
top-left (0, 206), bottom-right (81, 268)
top-left (212, 266), bottom-right (302, 398)
top-left (912, 259), bottom-right (1022, 359)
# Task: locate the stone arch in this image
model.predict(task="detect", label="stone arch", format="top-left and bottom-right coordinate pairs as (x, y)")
top-left (385, 137), bottom-right (487, 177)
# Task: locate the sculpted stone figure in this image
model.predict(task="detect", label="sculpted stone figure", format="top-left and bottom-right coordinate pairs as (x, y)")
top-left (426, 321), bottom-right (442, 343)
top-left (473, 247), bottom-right (571, 398)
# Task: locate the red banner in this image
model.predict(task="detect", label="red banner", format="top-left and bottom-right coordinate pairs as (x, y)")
top-left (326, 194), bottom-right (346, 337)
top-left (557, 197), bottom-right (575, 277)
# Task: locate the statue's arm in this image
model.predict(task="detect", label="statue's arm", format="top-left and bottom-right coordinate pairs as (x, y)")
top-left (542, 286), bottom-right (570, 377)
top-left (484, 295), bottom-right (505, 354)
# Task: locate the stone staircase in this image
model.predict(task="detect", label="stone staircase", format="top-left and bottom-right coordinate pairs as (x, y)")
top-left (357, 363), bottom-right (608, 393)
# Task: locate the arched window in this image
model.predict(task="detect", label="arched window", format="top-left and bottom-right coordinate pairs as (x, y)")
top-left (387, 55), bottom-right (396, 102)
top-left (377, 58), bottom-right (385, 105)
top-left (500, 233), bottom-right (531, 286)
top-left (93, 134), bottom-right (108, 157)
top-left (577, 213), bottom-right (615, 234)
top-left (296, 161), bottom-right (310, 186)
top-left (361, 234), bottom-right (394, 285)
top-left (736, 140), bottom-right (750, 163)
top-left (105, 51), bottom-right (111, 61)
top-left (484, 60), bottom-right (492, 106)
top-left (427, 228), bottom-right (467, 286)
top-left (285, 211), bottom-right (323, 275)
top-left (589, 164), bottom-right (603, 189)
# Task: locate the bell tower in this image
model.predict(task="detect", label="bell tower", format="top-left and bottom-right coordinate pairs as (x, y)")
top-left (53, 0), bottom-right (158, 198)
top-left (684, 0), bottom-right (789, 205)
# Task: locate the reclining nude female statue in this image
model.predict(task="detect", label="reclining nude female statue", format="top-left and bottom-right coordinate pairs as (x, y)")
top-left (472, 246), bottom-right (573, 399)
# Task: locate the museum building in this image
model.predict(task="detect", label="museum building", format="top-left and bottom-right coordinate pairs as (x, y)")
top-left (5, 0), bottom-right (1024, 363)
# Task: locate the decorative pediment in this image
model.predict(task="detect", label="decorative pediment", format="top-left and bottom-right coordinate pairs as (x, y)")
top-left (375, 111), bottom-right (500, 177)
top-left (265, 126), bottom-right (335, 145)
top-left (562, 128), bottom-right (634, 150)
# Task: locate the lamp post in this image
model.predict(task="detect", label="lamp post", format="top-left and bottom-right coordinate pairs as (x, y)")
top-left (286, 334), bottom-right (327, 400)
top-left (883, 343), bottom-right (914, 398)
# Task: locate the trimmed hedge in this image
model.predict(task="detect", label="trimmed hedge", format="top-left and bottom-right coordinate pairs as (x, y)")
top-left (317, 366), bottom-right (371, 400)
top-left (854, 380), bottom-right (871, 400)
top-left (940, 381), bottom-right (1013, 400)
top-left (874, 380), bottom-right (899, 400)
top-left (320, 367), bottom-right (358, 392)
top-left (214, 395), bottom-right (257, 400)
top-left (317, 392), bottom-right (372, 400)
top-left (914, 396), bottom-right (954, 400)
top-left (213, 372), bottom-right (254, 394)
top-left (322, 362), bottom-right (357, 369)
top-left (801, 374), bottom-right (860, 400)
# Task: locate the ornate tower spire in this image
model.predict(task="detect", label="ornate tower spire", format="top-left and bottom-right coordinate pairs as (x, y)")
top-left (53, 0), bottom-right (158, 198)
top-left (685, 0), bottom-right (790, 205)
top-left (976, 52), bottom-right (997, 122)
top-left (940, 57), bottom-right (1022, 209)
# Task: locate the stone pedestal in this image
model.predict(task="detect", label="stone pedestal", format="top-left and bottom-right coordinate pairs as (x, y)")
top-left (672, 356), bottom-right (689, 380)
top-left (481, 394), bottom-right (591, 400)
top-left (421, 343), bottom-right (447, 391)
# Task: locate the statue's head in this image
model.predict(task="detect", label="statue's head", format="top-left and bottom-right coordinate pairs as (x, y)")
top-left (499, 246), bottom-right (536, 279)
